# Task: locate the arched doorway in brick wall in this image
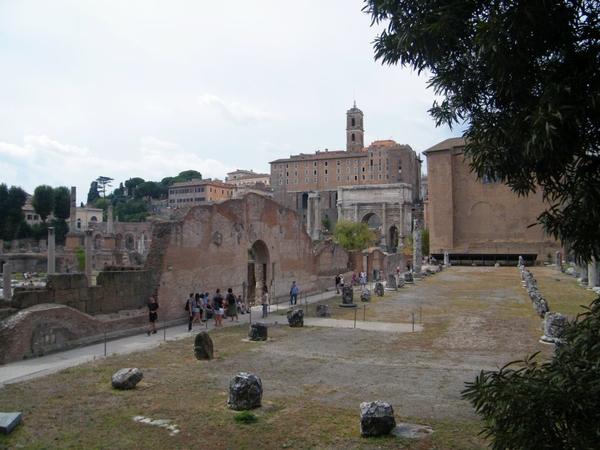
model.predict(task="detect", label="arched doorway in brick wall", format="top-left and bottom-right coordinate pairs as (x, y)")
top-left (389, 225), bottom-right (400, 252)
top-left (247, 239), bottom-right (270, 304)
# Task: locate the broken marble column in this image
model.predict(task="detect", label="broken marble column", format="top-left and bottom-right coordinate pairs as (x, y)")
top-left (248, 322), bottom-right (268, 341)
top-left (360, 401), bottom-right (396, 437)
top-left (194, 331), bottom-right (214, 360)
top-left (227, 372), bottom-right (262, 410)
top-left (374, 282), bottom-right (384, 297)
top-left (413, 219), bottom-right (422, 279)
top-left (47, 227), bottom-right (55, 275)
top-left (444, 252), bottom-right (450, 267)
top-left (541, 312), bottom-right (568, 345)
top-left (579, 263), bottom-right (588, 285)
top-left (555, 251), bottom-right (563, 271)
top-left (316, 304), bottom-right (331, 317)
top-left (287, 308), bottom-right (304, 327)
top-left (588, 259), bottom-right (598, 289)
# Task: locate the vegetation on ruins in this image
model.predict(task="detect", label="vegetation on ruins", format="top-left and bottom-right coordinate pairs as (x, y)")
top-left (365, 0), bottom-right (600, 264)
top-left (332, 220), bottom-right (377, 251)
top-left (365, 0), bottom-right (600, 446)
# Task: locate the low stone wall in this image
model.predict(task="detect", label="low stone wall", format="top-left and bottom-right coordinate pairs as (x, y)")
top-left (9, 270), bottom-right (154, 316)
top-left (0, 304), bottom-right (148, 364)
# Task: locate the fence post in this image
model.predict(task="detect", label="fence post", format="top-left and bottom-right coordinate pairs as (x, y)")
top-left (412, 313), bottom-right (415, 332)
top-left (363, 305), bottom-right (366, 321)
top-left (104, 331), bottom-right (107, 357)
top-left (354, 309), bottom-right (357, 328)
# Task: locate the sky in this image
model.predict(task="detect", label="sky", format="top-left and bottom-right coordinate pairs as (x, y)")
top-left (0, 0), bottom-right (458, 204)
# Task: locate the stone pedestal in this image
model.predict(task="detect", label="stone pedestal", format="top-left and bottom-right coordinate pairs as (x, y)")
top-left (194, 331), bottom-right (214, 360)
top-left (47, 227), bottom-right (56, 275)
top-left (360, 401), bottom-right (396, 437)
top-left (385, 274), bottom-right (397, 291)
top-left (248, 323), bottom-right (268, 341)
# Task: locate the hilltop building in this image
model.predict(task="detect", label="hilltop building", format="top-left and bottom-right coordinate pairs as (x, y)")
top-left (269, 103), bottom-right (422, 251)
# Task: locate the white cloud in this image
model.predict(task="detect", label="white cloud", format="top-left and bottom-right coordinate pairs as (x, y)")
top-left (198, 93), bottom-right (274, 124)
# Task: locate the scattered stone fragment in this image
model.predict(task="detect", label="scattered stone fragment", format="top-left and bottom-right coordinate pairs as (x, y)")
top-left (391, 423), bottom-right (434, 439)
top-left (111, 368), bottom-right (143, 390)
top-left (0, 412), bottom-right (22, 435)
top-left (316, 304), bottom-right (331, 317)
top-left (374, 282), bottom-right (385, 297)
top-left (341, 286), bottom-right (354, 304)
top-left (133, 415), bottom-right (180, 436)
top-left (541, 312), bottom-right (568, 345)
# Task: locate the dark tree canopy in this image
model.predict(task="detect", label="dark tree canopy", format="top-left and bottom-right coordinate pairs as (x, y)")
top-left (32, 185), bottom-right (55, 222)
top-left (0, 184), bottom-right (27, 241)
top-left (53, 186), bottom-right (71, 220)
top-left (134, 181), bottom-right (164, 200)
top-left (365, 0), bottom-right (600, 262)
top-left (87, 181), bottom-right (101, 205)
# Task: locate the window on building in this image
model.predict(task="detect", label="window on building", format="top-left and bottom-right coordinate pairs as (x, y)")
top-left (362, 158), bottom-right (365, 164)
top-left (354, 167), bottom-right (358, 173)
top-left (324, 161), bottom-right (328, 166)
top-left (337, 176), bottom-right (341, 182)
top-left (324, 169), bottom-right (328, 175)
top-left (362, 175), bottom-right (366, 180)
top-left (370, 174), bottom-right (374, 180)
top-left (278, 179), bottom-right (282, 185)
top-left (294, 178), bottom-right (298, 184)
top-left (337, 168), bottom-right (341, 174)
top-left (354, 175), bottom-right (358, 181)
top-left (346, 167), bottom-right (350, 174)
top-left (286, 179), bottom-right (289, 185)
top-left (313, 177), bottom-right (317, 183)
top-left (354, 159), bottom-right (358, 164)
top-left (346, 176), bottom-right (350, 181)
top-left (351, 133), bottom-right (355, 142)
top-left (313, 170), bottom-right (317, 175)
top-left (324, 176), bottom-right (328, 183)
top-left (294, 162), bottom-right (298, 168)
top-left (305, 178), bottom-right (309, 184)
top-left (279, 164), bottom-right (283, 169)
top-left (286, 163), bottom-right (289, 168)
top-left (351, 118), bottom-right (355, 126)
top-left (305, 162), bottom-right (309, 167)
top-left (346, 160), bottom-right (350, 165)
top-left (337, 160), bottom-right (341, 165)
top-left (314, 161), bottom-right (317, 167)
top-left (378, 174), bottom-right (382, 180)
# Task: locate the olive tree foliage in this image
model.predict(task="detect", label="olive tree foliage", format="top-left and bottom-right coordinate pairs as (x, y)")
top-left (462, 298), bottom-right (600, 449)
top-left (364, 0), bottom-right (600, 262)
top-left (31, 185), bottom-right (55, 222)
top-left (332, 220), bottom-right (377, 251)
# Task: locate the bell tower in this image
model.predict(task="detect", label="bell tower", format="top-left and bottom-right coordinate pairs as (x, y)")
top-left (346, 101), bottom-right (364, 153)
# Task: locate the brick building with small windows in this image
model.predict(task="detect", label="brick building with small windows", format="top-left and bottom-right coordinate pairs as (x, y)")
top-left (269, 103), bottom-right (422, 249)
top-left (167, 178), bottom-right (233, 207)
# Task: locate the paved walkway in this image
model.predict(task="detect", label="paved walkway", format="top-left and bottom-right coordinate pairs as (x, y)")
top-left (0, 284), bottom-right (420, 387)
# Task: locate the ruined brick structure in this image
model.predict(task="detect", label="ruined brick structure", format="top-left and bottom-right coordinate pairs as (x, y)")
top-left (146, 194), bottom-right (328, 321)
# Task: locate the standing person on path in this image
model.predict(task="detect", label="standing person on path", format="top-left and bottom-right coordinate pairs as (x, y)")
top-left (352, 271), bottom-right (358, 287)
top-left (290, 281), bottom-right (299, 305)
top-left (261, 286), bottom-right (269, 318)
top-left (187, 293), bottom-right (195, 332)
top-left (360, 271), bottom-right (367, 286)
top-left (335, 274), bottom-right (341, 294)
top-left (147, 296), bottom-right (159, 335)
top-left (213, 289), bottom-right (224, 327)
top-left (191, 293), bottom-right (203, 328)
top-left (226, 288), bottom-right (238, 322)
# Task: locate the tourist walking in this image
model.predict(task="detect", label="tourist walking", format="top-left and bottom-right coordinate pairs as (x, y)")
top-left (289, 281), bottom-right (299, 305)
top-left (360, 271), bottom-right (367, 286)
top-left (226, 288), bottom-right (238, 322)
top-left (147, 296), bottom-right (159, 335)
top-left (237, 295), bottom-right (246, 314)
top-left (352, 271), bottom-right (358, 287)
top-left (261, 286), bottom-right (269, 318)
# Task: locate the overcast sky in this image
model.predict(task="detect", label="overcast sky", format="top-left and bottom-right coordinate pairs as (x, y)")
top-left (0, 0), bottom-right (458, 204)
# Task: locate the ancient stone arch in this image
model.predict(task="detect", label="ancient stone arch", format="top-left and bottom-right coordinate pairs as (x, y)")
top-left (337, 184), bottom-right (413, 252)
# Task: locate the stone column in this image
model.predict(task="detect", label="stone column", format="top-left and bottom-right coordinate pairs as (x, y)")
top-left (85, 229), bottom-right (93, 287)
top-left (107, 205), bottom-right (114, 234)
top-left (555, 251), bottom-right (562, 271)
top-left (444, 252), bottom-right (450, 267)
top-left (69, 186), bottom-right (77, 232)
top-left (0, 239), bottom-right (3, 253)
top-left (306, 195), bottom-right (313, 237)
top-left (589, 259), bottom-right (599, 289)
top-left (47, 227), bottom-right (56, 275)
top-left (2, 262), bottom-right (12, 298)
top-left (380, 203), bottom-right (387, 251)
top-left (308, 192), bottom-right (321, 241)
top-left (579, 262), bottom-right (588, 285)
top-left (413, 219), bottom-right (422, 279)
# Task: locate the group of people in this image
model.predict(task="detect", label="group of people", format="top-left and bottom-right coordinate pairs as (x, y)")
top-left (187, 288), bottom-right (248, 332)
top-left (335, 271), bottom-right (367, 294)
